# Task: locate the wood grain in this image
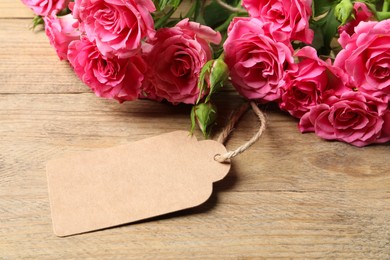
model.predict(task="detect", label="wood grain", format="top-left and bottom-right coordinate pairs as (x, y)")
top-left (0, 1), bottom-right (32, 18)
top-left (1, 2), bottom-right (390, 259)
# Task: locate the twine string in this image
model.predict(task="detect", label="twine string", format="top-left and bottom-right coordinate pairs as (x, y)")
top-left (214, 101), bottom-right (267, 163)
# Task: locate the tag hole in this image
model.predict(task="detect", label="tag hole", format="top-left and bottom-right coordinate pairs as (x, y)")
top-left (214, 154), bottom-right (221, 161)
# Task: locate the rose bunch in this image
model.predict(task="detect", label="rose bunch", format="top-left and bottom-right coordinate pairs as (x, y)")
top-left (23, 0), bottom-right (390, 146)
top-left (23, 0), bottom-right (221, 104)
top-left (299, 20), bottom-right (390, 146)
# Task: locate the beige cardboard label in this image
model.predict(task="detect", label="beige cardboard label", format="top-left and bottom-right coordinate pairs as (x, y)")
top-left (46, 131), bottom-right (230, 237)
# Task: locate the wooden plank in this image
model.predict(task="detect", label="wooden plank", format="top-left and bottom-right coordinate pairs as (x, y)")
top-left (0, 92), bottom-right (389, 258)
top-left (0, 19), bottom-right (87, 94)
top-left (0, 0), bottom-right (34, 18)
top-left (1, 3), bottom-right (390, 258)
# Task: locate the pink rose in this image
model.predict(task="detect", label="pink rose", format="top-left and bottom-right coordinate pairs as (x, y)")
top-left (299, 91), bottom-right (390, 147)
top-left (44, 14), bottom-right (80, 60)
top-left (72, 0), bottom-right (155, 58)
top-left (224, 18), bottom-right (294, 103)
top-left (335, 20), bottom-right (390, 98)
top-left (338, 2), bottom-right (374, 36)
top-left (21, 0), bottom-right (69, 16)
top-left (141, 19), bottom-right (221, 104)
top-left (67, 38), bottom-right (146, 103)
top-left (242, 0), bottom-right (313, 44)
top-left (280, 46), bottom-right (348, 118)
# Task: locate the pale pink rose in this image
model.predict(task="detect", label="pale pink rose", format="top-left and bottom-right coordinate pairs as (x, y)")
top-left (141, 19), bottom-right (221, 104)
top-left (338, 2), bottom-right (374, 36)
top-left (299, 91), bottom-right (390, 147)
top-left (72, 0), bottom-right (155, 58)
top-left (224, 18), bottom-right (294, 103)
top-left (242, 0), bottom-right (313, 44)
top-left (22, 0), bottom-right (69, 16)
top-left (280, 46), bottom-right (348, 118)
top-left (67, 38), bottom-right (146, 103)
top-left (44, 14), bottom-right (80, 60)
top-left (335, 20), bottom-right (390, 98)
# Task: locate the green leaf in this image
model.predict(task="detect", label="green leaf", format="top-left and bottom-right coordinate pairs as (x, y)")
top-left (323, 8), bottom-right (341, 49)
top-left (377, 11), bottom-right (390, 19)
top-left (312, 0), bottom-right (339, 17)
top-left (153, 7), bottom-right (176, 29)
top-left (203, 1), bottom-right (231, 28)
top-left (384, 0), bottom-right (390, 12)
top-left (334, 0), bottom-right (354, 24)
top-left (310, 22), bottom-right (325, 52)
top-left (152, 0), bottom-right (183, 28)
top-left (310, 7), bottom-right (341, 55)
top-left (154, 0), bottom-right (167, 10)
top-left (194, 0), bottom-right (206, 24)
top-left (170, 0), bottom-right (182, 8)
top-left (154, 0), bottom-right (182, 11)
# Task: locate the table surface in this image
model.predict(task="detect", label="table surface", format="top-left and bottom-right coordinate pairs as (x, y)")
top-left (1, 2), bottom-right (390, 259)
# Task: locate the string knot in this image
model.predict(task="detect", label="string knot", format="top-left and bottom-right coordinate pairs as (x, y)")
top-left (214, 101), bottom-right (267, 163)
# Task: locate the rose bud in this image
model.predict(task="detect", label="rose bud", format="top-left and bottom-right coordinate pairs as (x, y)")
top-left (191, 102), bottom-right (217, 138)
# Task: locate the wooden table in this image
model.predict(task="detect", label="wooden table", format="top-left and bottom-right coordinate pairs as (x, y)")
top-left (1, 2), bottom-right (389, 258)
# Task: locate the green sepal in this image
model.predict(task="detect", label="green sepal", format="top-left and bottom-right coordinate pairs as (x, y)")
top-left (335, 0), bottom-right (354, 25)
top-left (190, 102), bottom-right (217, 138)
top-left (197, 60), bottom-right (214, 104)
top-left (205, 58), bottom-right (229, 103)
top-left (31, 15), bottom-right (44, 30)
top-left (196, 57), bottom-right (229, 104)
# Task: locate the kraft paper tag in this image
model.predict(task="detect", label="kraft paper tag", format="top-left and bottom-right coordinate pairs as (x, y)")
top-left (46, 131), bottom-right (231, 237)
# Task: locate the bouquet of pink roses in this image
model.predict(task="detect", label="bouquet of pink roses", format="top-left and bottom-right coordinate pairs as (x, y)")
top-left (22, 0), bottom-right (390, 146)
